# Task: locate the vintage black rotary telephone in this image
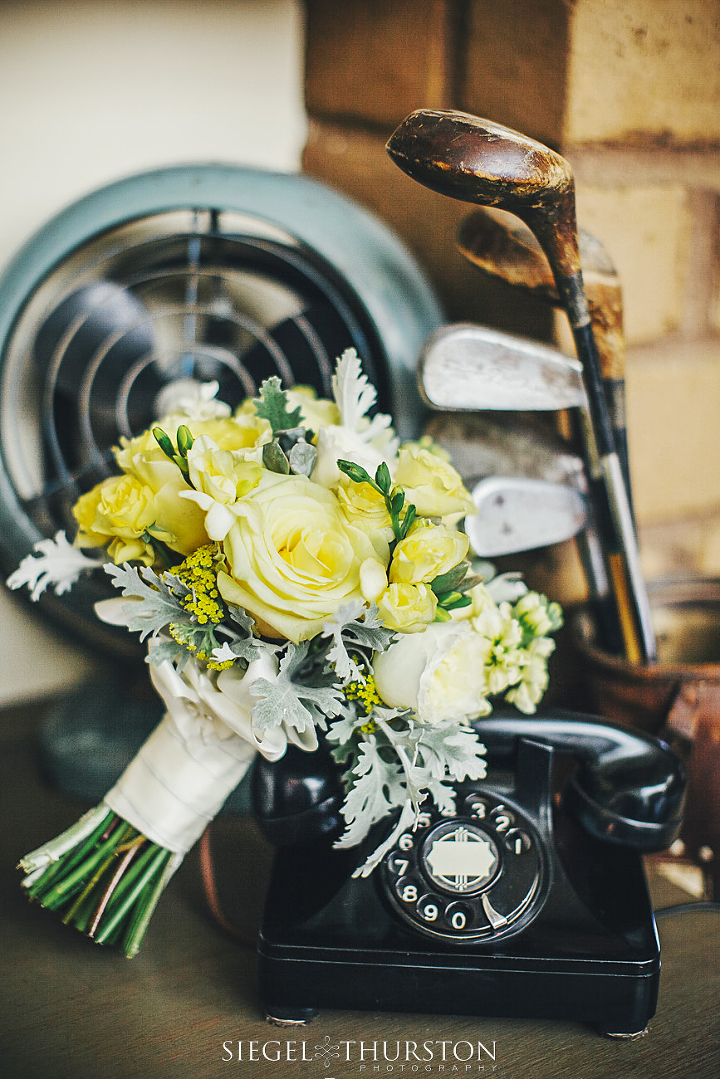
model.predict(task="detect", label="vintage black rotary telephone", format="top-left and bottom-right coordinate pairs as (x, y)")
top-left (250, 709), bottom-right (685, 1037)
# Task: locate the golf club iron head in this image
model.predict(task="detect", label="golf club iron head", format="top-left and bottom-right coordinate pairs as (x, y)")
top-left (466, 475), bottom-right (588, 557)
top-left (422, 412), bottom-right (584, 488)
top-left (419, 323), bottom-right (587, 413)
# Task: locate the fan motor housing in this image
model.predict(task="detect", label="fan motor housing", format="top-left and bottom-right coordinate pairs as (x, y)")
top-left (0, 165), bottom-right (442, 657)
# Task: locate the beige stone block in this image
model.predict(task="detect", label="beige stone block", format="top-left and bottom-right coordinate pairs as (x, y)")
top-left (305, 0), bottom-right (454, 127)
top-left (572, 183), bottom-right (691, 345)
top-left (698, 516), bottom-right (720, 576)
top-left (463, 0), bottom-right (570, 148)
top-left (625, 338), bottom-right (720, 524)
top-left (463, 0), bottom-right (720, 149)
top-left (566, 0), bottom-right (720, 145)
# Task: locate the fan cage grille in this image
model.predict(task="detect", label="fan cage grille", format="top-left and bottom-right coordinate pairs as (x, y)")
top-left (1, 206), bottom-right (389, 548)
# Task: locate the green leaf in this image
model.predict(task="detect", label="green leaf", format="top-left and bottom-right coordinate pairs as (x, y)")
top-left (253, 376), bottom-right (302, 435)
top-left (262, 440), bottom-right (290, 474)
top-left (398, 503), bottom-right (416, 540)
top-left (430, 561), bottom-right (469, 595)
top-left (288, 440), bottom-right (317, 476)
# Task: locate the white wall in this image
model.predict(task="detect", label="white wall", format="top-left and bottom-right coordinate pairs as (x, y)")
top-left (0, 0), bottom-right (307, 704)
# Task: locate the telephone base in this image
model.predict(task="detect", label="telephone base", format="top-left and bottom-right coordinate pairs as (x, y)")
top-left (256, 814), bottom-right (662, 1035)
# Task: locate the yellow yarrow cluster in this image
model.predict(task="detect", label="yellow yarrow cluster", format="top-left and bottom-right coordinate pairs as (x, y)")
top-left (344, 672), bottom-right (383, 725)
top-left (173, 545), bottom-right (224, 625)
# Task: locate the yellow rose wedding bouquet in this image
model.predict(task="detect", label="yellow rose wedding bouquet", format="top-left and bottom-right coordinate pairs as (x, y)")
top-left (8, 350), bottom-right (561, 957)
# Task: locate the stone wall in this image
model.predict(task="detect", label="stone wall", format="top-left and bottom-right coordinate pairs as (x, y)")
top-left (301, 0), bottom-right (720, 602)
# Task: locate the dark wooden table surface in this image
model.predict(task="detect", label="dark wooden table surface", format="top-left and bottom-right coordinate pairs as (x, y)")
top-left (1, 700), bottom-right (718, 1079)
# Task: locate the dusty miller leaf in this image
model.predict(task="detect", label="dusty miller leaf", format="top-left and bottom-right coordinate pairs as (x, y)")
top-left (250, 642), bottom-right (345, 732)
top-left (321, 602), bottom-right (396, 684)
top-left (334, 735), bottom-right (406, 848)
top-left (253, 377), bottom-right (302, 435)
top-left (104, 563), bottom-right (185, 641)
top-left (414, 724), bottom-right (488, 783)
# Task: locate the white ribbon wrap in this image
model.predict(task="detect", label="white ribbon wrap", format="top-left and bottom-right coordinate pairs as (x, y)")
top-left (104, 650), bottom-right (318, 854)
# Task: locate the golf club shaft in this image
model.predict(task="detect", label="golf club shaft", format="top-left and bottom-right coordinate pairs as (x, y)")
top-left (457, 210), bottom-right (634, 513)
top-left (564, 312), bottom-right (655, 664)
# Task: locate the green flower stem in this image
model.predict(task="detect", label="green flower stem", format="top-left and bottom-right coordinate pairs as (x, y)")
top-left (95, 841), bottom-right (163, 925)
top-left (94, 847), bottom-right (171, 947)
top-left (40, 823), bottom-right (133, 908)
top-left (21, 805), bottom-right (113, 878)
top-left (122, 852), bottom-right (180, 958)
top-left (61, 847), bottom-right (128, 926)
top-left (87, 839), bottom-right (145, 938)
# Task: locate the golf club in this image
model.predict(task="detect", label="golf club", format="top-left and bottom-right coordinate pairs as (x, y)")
top-left (457, 209), bottom-right (632, 508)
top-left (419, 323), bottom-right (586, 413)
top-left (422, 411), bottom-right (584, 487)
top-left (388, 109), bottom-right (655, 664)
top-left (466, 475), bottom-right (588, 557)
top-left (419, 325), bottom-right (617, 650)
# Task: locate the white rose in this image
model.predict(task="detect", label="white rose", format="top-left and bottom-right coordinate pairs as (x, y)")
top-left (373, 621), bottom-right (493, 724)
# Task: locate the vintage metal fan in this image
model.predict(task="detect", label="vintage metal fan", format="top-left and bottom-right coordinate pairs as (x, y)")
top-left (0, 164), bottom-right (442, 794)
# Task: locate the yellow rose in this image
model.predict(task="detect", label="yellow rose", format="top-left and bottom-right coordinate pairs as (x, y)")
top-left (217, 472), bottom-right (382, 642)
top-left (115, 413), bottom-right (270, 475)
top-left (285, 386), bottom-right (341, 430)
top-left (335, 477), bottom-right (393, 542)
top-left (73, 474), bottom-right (159, 565)
top-left (389, 521), bottom-right (469, 585)
top-left (114, 426), bottom-right (222, 556)
top-left (395, 443), bottom-right (474, 521)
top-left (376, 582), bottom-right (437, 634)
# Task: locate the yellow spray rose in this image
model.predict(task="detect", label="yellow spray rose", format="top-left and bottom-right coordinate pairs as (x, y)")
top-left (217, 472), bottom-right (386, 642)
top-left (389, 520), bottom-right (469, 585)
top-left (376, 582), bottom-right (437, 634)
top-left (73, 474), bottom-right (160, 565)
top-left (335, 477), bottom-right (394, 542)
top-left (186, 435), bottom-right (263, 505)
top-left (394, 443), bottom-right (474, 521)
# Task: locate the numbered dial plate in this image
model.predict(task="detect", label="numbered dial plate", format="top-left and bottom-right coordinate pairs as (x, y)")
top-left (380, 791), bottom-right (545, 944)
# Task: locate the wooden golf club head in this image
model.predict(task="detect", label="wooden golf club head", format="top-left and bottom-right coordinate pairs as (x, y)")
top-left (418, 323), bottom-right (586, 413)
top-left (458, 210), bottom-right (615, 304)
top-left (386, 109), bottom-right (582, 280)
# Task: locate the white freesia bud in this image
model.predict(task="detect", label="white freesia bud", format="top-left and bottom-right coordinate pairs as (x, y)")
top-left (359, 557), bottom-right (388, 603)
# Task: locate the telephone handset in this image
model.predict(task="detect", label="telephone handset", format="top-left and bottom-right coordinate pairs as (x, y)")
top-left (251, 710), bottom-right (685, 1035)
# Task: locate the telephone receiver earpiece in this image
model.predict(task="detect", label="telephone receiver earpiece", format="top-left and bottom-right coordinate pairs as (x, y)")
top-left (472, 710), bottom-right (686, 852)
top-left (251, 709), bottom-right (686, 854)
